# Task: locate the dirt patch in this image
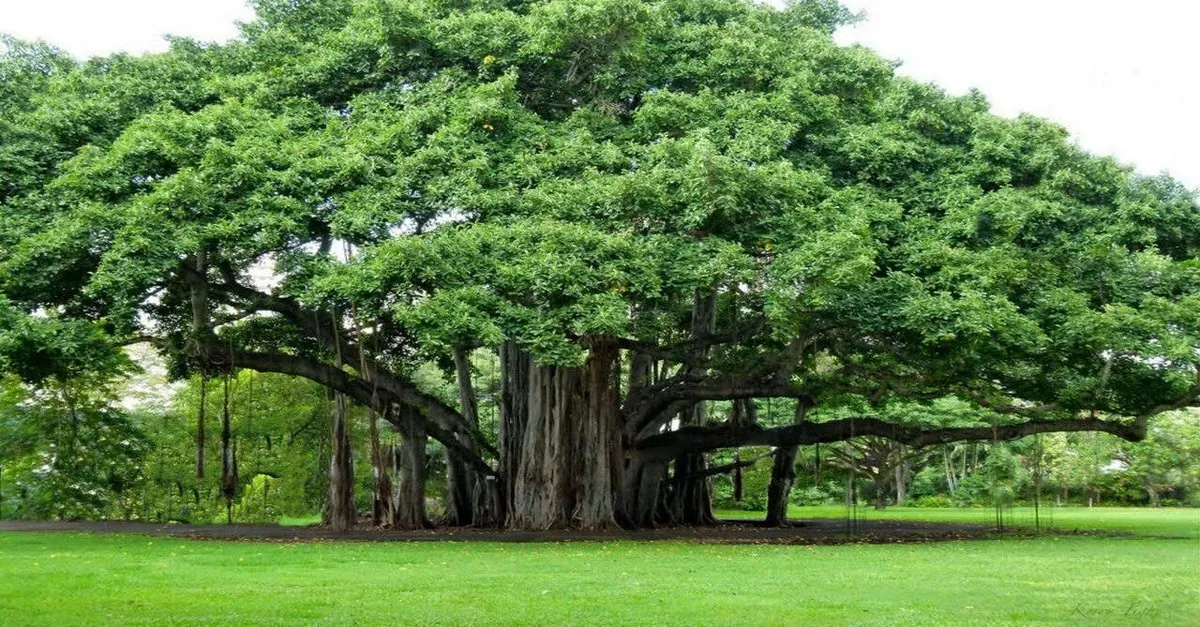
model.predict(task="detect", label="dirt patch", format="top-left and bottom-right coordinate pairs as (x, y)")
top-left (0, 518), bottom-right (1018, 545)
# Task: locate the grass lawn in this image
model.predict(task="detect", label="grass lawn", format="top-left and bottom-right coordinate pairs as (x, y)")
top-left (0, 509), bottom-right (1196, 626)
top-left (279, 514), bottom-right (323, 527)
top-left (719, 505), bottom-right (1200, 539)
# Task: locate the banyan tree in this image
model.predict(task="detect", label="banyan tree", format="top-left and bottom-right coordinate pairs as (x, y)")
top-left (2, 0), bottom-right (1199, 530)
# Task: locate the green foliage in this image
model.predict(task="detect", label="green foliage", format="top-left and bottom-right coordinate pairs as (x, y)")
top-left (788, 483), bottom-right (841, 507)
top-left (229, 474), bottom-right (285, 524)
top-left (711, 447), bottom-right (773, 511)
top-left (2, 0), bottom-right (1196, 424)
top-left (0, 298), bottom-right (131, 384)
top-left (908, 494), bottom-right (954, 508)
top-left (0, 376), bottom-right (147, 520)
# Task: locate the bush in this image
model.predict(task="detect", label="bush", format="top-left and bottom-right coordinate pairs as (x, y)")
top-left (909, 465), bottom-right (950, 500)
top-left (789, 485), bottom-right (831, 506)
top-left (229, 474), bottom-right (284, 524)
top-left (910, 494), bottom-right (954, 508)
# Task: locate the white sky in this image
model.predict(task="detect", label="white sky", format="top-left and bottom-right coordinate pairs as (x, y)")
top-left (1, 0), bottom-right (1196, 190)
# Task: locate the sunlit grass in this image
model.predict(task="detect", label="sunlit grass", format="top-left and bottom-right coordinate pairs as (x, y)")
top-left (278, 514), bottom-right (322, 527)
top-left (1, 531), bottom-right (1196, 626)
top-left (717, 505), bottom-right (1200, 539)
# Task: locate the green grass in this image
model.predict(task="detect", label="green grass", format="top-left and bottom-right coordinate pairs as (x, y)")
top-left (1, 507), bottom-right (1197, 625)
top-left (717, 505), bottom-right (1200, 539)
top-left (1, 533), bottom-right (1195, 625)
top-left (279, 514), bottom-right (322, 527)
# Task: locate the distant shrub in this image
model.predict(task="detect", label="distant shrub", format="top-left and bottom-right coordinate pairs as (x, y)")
top-left (910, 494), bottom-right (954, 508)
top-left (228, 474), bottom-right (284, 524)
top-left (788, 486), bottom-right (825, 506)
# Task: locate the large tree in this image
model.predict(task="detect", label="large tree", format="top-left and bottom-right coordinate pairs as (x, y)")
top-left (2, 0), bottom-right (1198, 529)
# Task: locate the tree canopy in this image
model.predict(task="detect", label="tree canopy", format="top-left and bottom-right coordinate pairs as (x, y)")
top-left (2, 0), bottom-right (1198, 529)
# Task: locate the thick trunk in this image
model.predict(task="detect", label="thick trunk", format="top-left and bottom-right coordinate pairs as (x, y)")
top-left (627, 350), bottom-right (652, 397)
top-left (443, 458), bottom-right (473, 525)
top-left (669, 451), bottom-right (717, 525)
top-left (575, 338), bottom-right (621, 529)
top-left (470, 473), bottom-right (505, 528)
top-left (763, 442), bottom-right (801, 523)
top-left (510, 364), bottom-right (579, 529)
top-left (763, 399), bottom-right (805, 526)
top-left (498, 341), bottom-right (530, 525)
top-left (620, 453), bottom-right (669, 528)
top-left (620, 350), bottom-right (661, 527)
top-left (764, 446), bottom-right (798, 526)
top-left (895, 461), bottom-right (907, 507)
top-left (391, 405), bottom-right (430, 529)
top-left (508, 339), bottom-right (623, 530)
top-left (327, 389), bottom-right (355, 531)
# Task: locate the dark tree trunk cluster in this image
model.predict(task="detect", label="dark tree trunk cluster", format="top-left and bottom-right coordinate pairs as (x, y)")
top-left (183, 271), bottom-right (1154, 533)
top-left (506, 338), bottom-right (623, 529)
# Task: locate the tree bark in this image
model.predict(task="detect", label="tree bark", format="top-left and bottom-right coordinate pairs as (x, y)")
top-left (620, 452), bottom-right (669, 528)
top-left (220, 375), bottom-right (237, 524)
top-left (506, 338), bottom-right (624, 530)
top-left (764, 446), bottom-right (797, 526)
top-left (731, 449), bottom-right (744, 504)
top-left (367, 402), bottom-right (394, 526)
top-left (187, 255), bottom-right (211, 481)
top-left (764, 398), bottom-right (806, 526)
top-left (195, 376), bottom-right (207, 480)
top-left (443, 346), bottom-right (478, 526)
top-left (510, 364), bottom-right (579, 529)
top-left (391, 405), bottom-right (430, 529)
top-left (326, 388), bottom-right (355, 531)
top-left (575, 338), bottom-right (621, 529)
top-left (326, 314), bottom-right (355, 532)
top-left (499, 341), bottom-right (530, 525)
top-left (669, 451), bottom-right (717, 525)
top-left (637, 416), bottom-right (1145, 460)
top-left (667, 291), bottom-right (719, 526)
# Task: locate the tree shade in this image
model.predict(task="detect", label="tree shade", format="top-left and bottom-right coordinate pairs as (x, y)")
top-left (2, 0), bottom-right (1198, 529)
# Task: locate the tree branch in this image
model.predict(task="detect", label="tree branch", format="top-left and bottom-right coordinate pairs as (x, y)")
top-left (636, 416), bottom-right (1146, 461)
top-left (209, 348), bottom-right (497, 477)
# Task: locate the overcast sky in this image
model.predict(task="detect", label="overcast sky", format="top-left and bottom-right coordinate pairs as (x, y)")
top-left (2, 0), bottom-right (1196, 190)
